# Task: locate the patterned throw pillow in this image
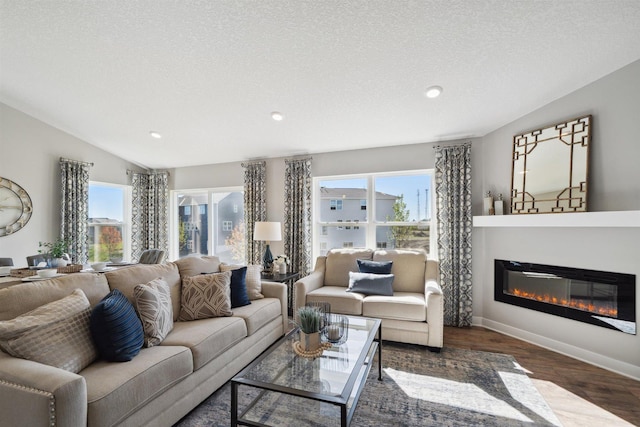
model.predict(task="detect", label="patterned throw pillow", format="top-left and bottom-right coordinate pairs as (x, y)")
top-left (134, 278), bottom-right (174, 347)
top-left (90, 289), bottom-right (145, 362)
top-left (220, 264), bottom-right (264, 300)
top-left (179, 271), bottom-right (233, 321)
top-left (0, 289), bottom-right (97, 373)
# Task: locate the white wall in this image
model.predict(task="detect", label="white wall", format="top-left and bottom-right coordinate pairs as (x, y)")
top-left (476, 59), bottom-right (640, 379)
top-left (0, 103), bottom-right (145, 266)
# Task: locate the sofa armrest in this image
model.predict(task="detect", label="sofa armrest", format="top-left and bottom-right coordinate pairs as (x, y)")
top-left (0, 352), bottom-right (87, 427)
top-left (425, 279), bottom-right (444, 348)
top-left (260, 281), bottom-right (289, 334)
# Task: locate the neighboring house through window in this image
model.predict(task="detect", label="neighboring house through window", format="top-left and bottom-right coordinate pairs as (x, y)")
top-left (313, 171), bottom-right (433, 258)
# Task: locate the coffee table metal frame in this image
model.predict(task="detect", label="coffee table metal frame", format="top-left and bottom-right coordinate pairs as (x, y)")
top-left (231, 316), bottom-right (382, 427)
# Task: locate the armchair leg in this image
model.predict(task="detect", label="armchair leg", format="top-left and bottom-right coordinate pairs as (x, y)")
top-left (426, 346), bottom-right (441, 353)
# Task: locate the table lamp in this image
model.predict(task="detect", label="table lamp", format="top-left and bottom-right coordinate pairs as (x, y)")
top-left (253, 221), bottom-right (281, 274)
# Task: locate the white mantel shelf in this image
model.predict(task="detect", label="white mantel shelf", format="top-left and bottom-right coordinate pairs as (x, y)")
top-left (473, 210), bottom-right (640, 228)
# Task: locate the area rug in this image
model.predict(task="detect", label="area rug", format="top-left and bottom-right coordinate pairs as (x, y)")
top-left (174, 343), bottom-right (561, 426)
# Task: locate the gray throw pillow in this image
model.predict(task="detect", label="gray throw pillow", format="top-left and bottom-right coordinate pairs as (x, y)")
top-left (346, 272), bottom-right (394, 296)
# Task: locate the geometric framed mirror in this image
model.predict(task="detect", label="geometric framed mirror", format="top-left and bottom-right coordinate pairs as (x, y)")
top-left (511, 115), bottom-right (591, 214)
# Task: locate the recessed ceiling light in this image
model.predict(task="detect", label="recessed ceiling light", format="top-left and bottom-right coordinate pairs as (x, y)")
top-left (425, 85), bottom-right (443, 98)
top-left (149, 131), bottom-right (162, 139)
top-left (271, 112), bottom-right (284, 121)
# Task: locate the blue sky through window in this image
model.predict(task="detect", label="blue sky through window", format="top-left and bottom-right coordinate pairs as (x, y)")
top-left (89, 185), bottom-right (124, 221)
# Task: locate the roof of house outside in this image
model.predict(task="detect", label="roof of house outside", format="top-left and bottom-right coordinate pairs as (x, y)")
top-left (319, 187), bottom-right (397, 200)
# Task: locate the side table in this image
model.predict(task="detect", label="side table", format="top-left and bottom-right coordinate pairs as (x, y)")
top-left (260, 271), bottom-right (299, 316)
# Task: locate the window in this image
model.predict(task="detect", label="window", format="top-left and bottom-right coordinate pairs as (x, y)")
top-left (172, 188), bottom-right (244, 263)
top-left (88, 182), bottom-right (131, 262)
top-left (314, 171), bottom-right (433, 259)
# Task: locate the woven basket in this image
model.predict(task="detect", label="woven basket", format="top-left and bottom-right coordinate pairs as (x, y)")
top-left (9, 268), bottom-right (36, 278)
top-left (57, 264), bottom-right (83, 274)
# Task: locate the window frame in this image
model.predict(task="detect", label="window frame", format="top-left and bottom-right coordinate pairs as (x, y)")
top-left (88, 181), bottom-right (132, 263)
top-left (312, 170), bottom-right (435, 259)
top-left (170, 186), bottom-right (244, 262)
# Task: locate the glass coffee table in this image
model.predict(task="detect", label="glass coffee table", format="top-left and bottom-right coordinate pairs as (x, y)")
top-left (231, 315), bottom-right (382, 427)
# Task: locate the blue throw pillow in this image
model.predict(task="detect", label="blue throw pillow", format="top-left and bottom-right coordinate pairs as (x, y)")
top-left (346, 272), bottom-right (394, 296)
top-left (357, 259), bottom-right (393, 274)
top-left (229, 266), bottom-right (251, 308)
top-left (90, 289), bottom-right (144, 362)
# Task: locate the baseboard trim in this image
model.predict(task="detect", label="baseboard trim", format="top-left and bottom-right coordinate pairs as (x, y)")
top-left (472, 317), bottom-right (640, 381)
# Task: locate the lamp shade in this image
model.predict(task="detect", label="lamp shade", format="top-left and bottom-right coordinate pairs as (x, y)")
top-left (253, 222), bottom-right (282, 241)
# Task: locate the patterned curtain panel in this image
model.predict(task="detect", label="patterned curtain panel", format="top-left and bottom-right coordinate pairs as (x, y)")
top-left (60, 158), bottom-right (91, 264)
top-left (131, 171), bottom-right (169, 262)
top-left (284, 157), bottom-right (312, 277)
top-left (435, 143), bottom-right (473, 327)
top-left (242, 161), bottom-right (267, 265)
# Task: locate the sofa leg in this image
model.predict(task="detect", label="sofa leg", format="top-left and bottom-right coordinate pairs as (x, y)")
top-left (426, 346), bottom-right (441, 353)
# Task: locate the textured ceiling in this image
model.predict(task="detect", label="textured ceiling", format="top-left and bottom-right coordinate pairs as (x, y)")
top-left (2, 1), bottom-right (640, 169)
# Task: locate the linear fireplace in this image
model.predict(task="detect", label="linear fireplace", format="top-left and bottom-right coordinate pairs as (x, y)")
top-left (495, 259), bottom-right (636, 335)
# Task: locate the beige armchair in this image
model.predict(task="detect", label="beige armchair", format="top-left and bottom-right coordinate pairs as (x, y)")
top-left (294, 248), bottom-right (443, 351)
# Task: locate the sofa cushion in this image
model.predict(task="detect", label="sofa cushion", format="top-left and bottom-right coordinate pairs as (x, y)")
top-left (324, 248), bottom-right (373, 287)
top-left (357, 259), bottom-right (393, 274)
top-left (0, 273), bottom-right (110, 321)
top-left (161, 316), bottom-right (246, 370)
top-left (84, 345), bottom-right (193, 427)
top-left (220, 264), bottom-right (264, 300)
top-left (174, 255), bottom-right (221, 278)
top-left (307, 286), bottom-right (364, 315)
top-left (90, 289), bottom-right (144, 362)
top-left (133, 278), bottom-right (174, 347)
top-left (0, 289), bottom-right (97, 373)
top-left (362, 292), bottom-right (427, 322)
top-left (106, 262), bottom-right (182, 321)
top-left (372, 249), bottom-right (427, 293)
top-left (232, 298), bottom-right (281, 336)
top-left (347, 272), bottom-right (394, 296)
top-left (179, 272), bottom-right (233, 321)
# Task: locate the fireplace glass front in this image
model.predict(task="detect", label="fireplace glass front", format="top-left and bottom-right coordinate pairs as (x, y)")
top-left (495, 260), bottom-right (636, 335)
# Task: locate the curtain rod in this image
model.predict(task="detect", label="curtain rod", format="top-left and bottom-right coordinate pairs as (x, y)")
top-left (433, 141), bottom-right (473, 149)
top-left (60, 157), bottom-right (94, 166)
top-left (126, 169), bottom-right (170, 176)
top-left (285, 156), bottom-right (313, 163)
top-left (241, 160), bottom-right (266, 167)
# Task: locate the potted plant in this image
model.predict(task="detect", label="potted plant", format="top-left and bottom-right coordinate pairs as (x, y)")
top-left (38, 238), bottom-right (70, 267)
top-left (296, 306), bottom-right (323, 352)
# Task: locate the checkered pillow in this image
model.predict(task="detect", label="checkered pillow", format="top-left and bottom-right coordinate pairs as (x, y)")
top-left (0, 289), bottom-right (97, 373)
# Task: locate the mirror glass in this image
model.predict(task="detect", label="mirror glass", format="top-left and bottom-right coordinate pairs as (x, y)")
top-left (511, 115), bottom-right (591, 214)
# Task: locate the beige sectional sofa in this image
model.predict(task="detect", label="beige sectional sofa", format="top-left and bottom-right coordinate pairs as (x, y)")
top-left (0, 257), bottom-right (287, 427)
top-left (294, 248), bottom-right (443, 350)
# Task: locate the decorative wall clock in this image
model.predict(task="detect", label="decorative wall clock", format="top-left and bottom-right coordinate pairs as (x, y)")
top-left (0, 177), bottom-right (33, 237)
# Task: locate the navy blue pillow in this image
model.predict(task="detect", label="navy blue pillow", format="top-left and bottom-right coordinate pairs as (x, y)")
top-left (229, 266), bottom-right (251, 308)
top-left (90, 289), bottom-right (144, 362)
top-left (357, 259), bottom-right (393, 274)
top-left (346, 272), bottom-right (394, 296)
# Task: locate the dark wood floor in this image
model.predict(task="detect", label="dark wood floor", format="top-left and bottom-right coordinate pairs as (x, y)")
top-left (444, 326), bottom-right (640, 426)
